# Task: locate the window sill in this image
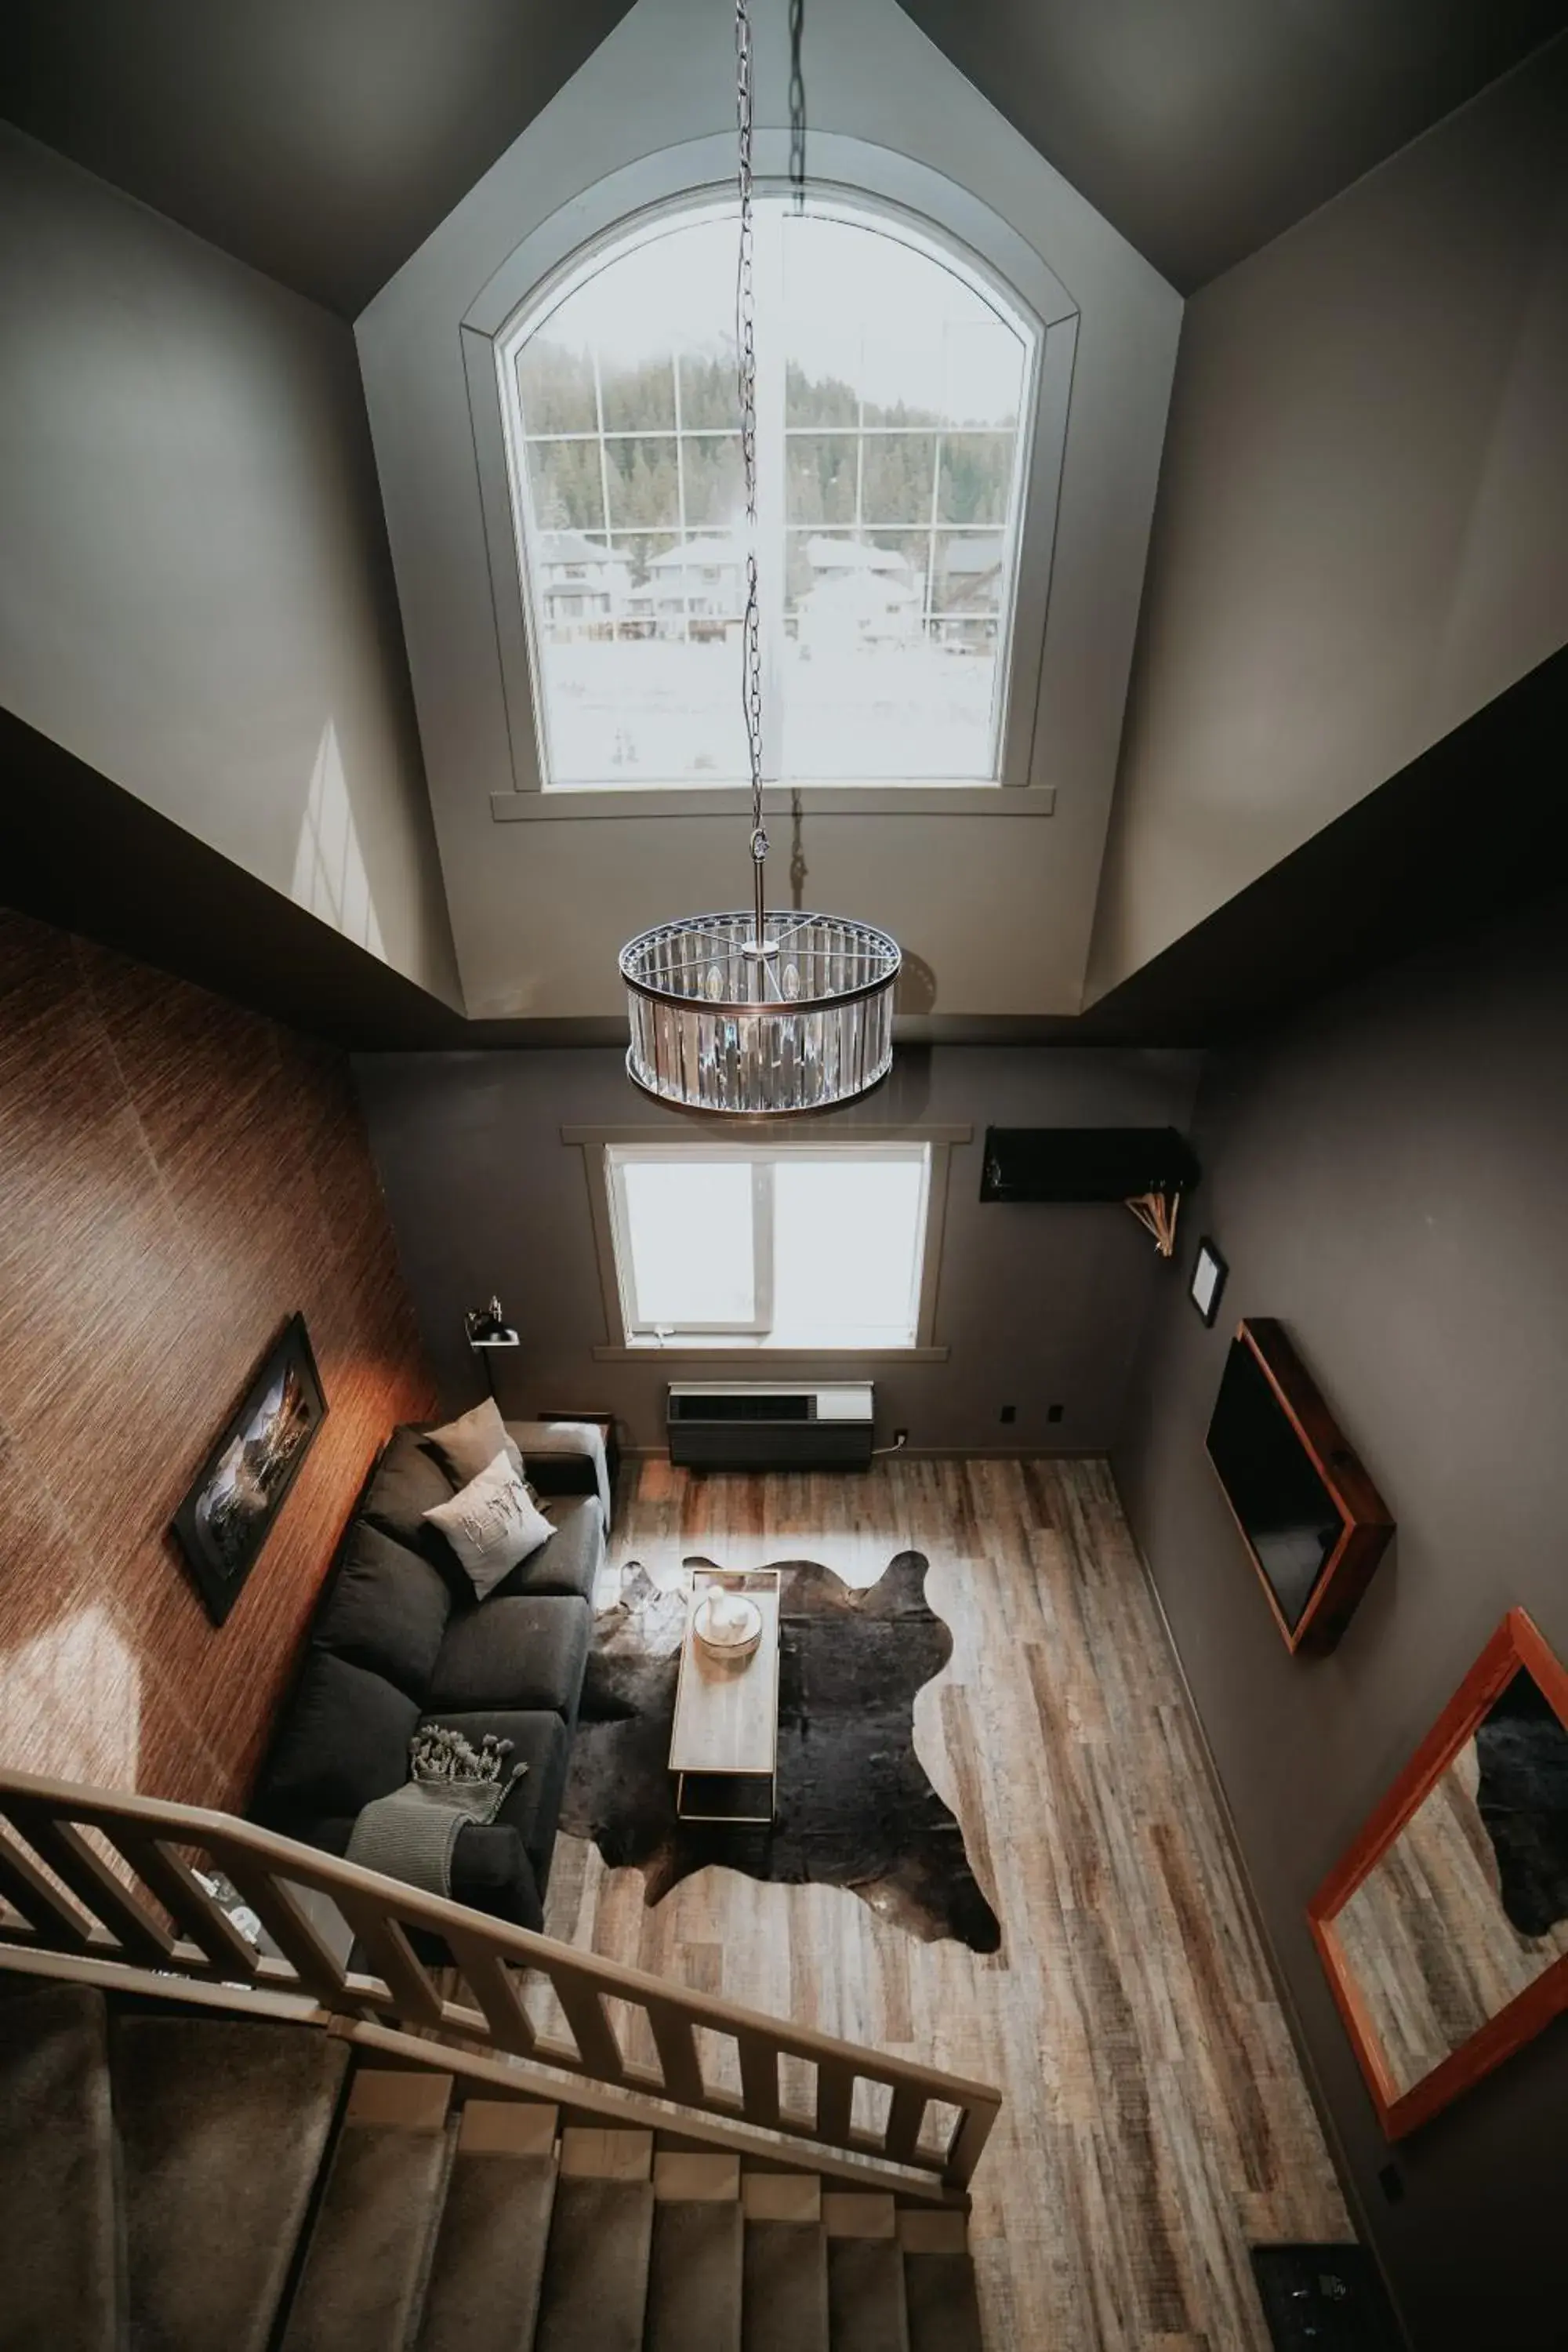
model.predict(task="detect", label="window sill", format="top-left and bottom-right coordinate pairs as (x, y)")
top-left (591, 1344), bottom-right (949, 1363)
top-left (492, 786), bottom-right (1054, 822)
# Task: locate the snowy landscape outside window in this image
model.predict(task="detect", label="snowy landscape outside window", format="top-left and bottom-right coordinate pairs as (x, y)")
top-left (499, 195), bottom-right (1038, 789)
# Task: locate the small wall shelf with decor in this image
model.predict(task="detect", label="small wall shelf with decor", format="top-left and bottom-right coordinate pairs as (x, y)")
top-left (1206, 1318), bottom-right (1394, 1656)
top-left (979, 1127), bottom-right (1200, 1256)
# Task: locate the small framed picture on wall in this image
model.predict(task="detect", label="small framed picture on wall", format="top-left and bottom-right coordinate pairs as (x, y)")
top-left (1189, 1236), bottom-right (1228, 1327)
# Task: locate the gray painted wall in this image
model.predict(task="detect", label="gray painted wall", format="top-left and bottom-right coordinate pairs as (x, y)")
top-left (354, 1043), bottom-right (1200, 1453)
top-left (356, 0), bottom-right (1181, 1023)
top-left (0, 125), bottom-right (460, 1007)
top-left (1115, 889), bottom-right (1568, 2350)
top-left (1089, 36), bottom-right (1568, 1000)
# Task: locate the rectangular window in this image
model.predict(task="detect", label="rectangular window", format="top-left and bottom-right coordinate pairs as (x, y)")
top-left (606, 1142), bottom-right (931, 1348)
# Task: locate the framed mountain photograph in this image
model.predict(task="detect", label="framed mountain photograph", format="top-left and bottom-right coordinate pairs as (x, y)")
top-left (172, 1315), bottom-right (328, 1626)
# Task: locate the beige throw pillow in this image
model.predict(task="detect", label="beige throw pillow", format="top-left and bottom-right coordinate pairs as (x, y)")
top-left (424, 1397), bottom-right (524, 1487)
top-left (422, 1451), bottom-right (553, 1600)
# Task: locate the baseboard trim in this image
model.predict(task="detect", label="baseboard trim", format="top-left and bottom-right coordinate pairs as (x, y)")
top-left (617, 1443), bottom-right (1099, 1463)
top-left (1107, 1467), bottom-right (1412, 2352)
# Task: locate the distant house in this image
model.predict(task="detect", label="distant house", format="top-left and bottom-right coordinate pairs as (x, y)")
top-left (797, 535), bottom-right (920, 649)
top-left (935, 532), bottom-right (1004, 645)
top-left (633, 536), bottom-right (746, 638)
top-left (534, 529), bottom-right (632, 634)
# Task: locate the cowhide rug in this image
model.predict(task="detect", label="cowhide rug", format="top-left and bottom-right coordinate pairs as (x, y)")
top-left (561, 1551), bottom-right (1002, 1954)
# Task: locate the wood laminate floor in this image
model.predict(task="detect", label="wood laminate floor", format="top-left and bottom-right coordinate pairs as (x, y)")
top-left (543, 1455), bottom-right (1352, 2351)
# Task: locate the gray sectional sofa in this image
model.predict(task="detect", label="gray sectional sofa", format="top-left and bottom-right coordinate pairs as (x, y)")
top-left (251, 1422), bottom-right (604, 1932)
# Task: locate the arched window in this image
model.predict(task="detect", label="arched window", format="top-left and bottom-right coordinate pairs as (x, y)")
top-left (497, 194), bottom-right (1041, 792)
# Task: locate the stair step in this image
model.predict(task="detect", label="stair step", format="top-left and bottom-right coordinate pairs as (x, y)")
top-left (646, 2197), bottom-right (743, 2352)
top-left (532, 2173), bottom-right (655, 2352)
top-left (899, 2210), bottom-right (982, 2352)
top-left (742, 2220), bottom-right (829, 2352)
top-left (279, 2069), bottom-right (455, 2352)
top-left (0, 1983), bottom-right (118, 2352)
top-left (414, 2101), bottom-right (558, 2352)
top-left (826, 2238), bottom-right (910, 2352)
top-left (111, 2011), bottom-right (349, 2352)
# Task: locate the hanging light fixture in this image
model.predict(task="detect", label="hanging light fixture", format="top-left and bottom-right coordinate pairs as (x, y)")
top-left (619, 0), bottom-right (900, 1117)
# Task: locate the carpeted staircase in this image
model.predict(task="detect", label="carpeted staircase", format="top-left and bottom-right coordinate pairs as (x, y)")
top-left (0, 1975), bottom-right (982, 2351)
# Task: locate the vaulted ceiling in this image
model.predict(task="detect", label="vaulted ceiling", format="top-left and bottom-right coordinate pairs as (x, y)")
top-left (2, 0), bottom-right (1561, 314)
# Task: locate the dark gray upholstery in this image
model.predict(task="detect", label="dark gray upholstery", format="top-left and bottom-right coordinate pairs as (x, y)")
top-left (359, 1426), bottom-right (461, 1569)
top-left (427, 1596), bottom-right (591, 1719)
top-left (256, 1655), bottom-right (420, 1826)
top-left (415, 1709), bottom-right (572, 1889)
top-left (485, 1497), bottom-right (601, 1604)
top-left (310, 1523), bottom-right (452, 1700)
top-left (250, 1423), bottom-right (604, 1927)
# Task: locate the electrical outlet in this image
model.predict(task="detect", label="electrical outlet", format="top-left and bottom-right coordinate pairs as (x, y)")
top-left (1000, 1403), bottom-right (1017, 1425)
top-left (1047, 1403), bottom-right (1064, 1424)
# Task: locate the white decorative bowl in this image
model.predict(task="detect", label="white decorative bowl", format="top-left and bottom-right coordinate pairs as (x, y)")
top-left (694, 1593), bottom-right (763, 1660)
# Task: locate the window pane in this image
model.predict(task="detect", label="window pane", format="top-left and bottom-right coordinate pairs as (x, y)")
top-left (933, 531), bottom-right (1004, 622)
top-left (937, 434), bottom-right (1014, 526)
top-left (860, 435), bottom-right (937, 527)
top-left (524, 441), bottom-right (604, 533)
top-left (679, 346), bottom-right (741, 430)
top-left (622, 1160), bottom-right (754, 1326)
top-left (771, 1158), bottom-right (926, 1345)
top-left (786, 435), bottom-right (858, 527)
top-left (605, 437), bottom-right (681, 531)
top-left (682, 435), bottom-right (745, 528)
top-left (517, 340), bottom-right (597, 435)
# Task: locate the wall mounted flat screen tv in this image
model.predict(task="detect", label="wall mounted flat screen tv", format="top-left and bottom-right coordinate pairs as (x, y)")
top-left (1206, 1319), bottom-right (1394, 1656)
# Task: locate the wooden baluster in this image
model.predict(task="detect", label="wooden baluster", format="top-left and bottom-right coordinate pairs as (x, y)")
top-left (0, 1825), bottom-right (94, 1951)
top-left (883, 2082), bottom-right (927, 2165)
top-left (444, 1936), bottom-right (538, 2059)
top-left (815, 2060), bottom-right (855, 2149)
top-left (550, 1969), bottom-right (625, 2082)
top-left (736, 2031), bottom-right (781, 2129)
top-left (213, 1855), bottom-right (354, 2009)
top-left (943, 2098), bottom-right (999, 2188)
top-left (3, 1807), bottom-right (172, 1969)
top-left (100, 1834), bottom-right (261, 1980)
top-left (331, 1897), bottom-right (445, 2028)
top-left (644, 1998), bottom-right (706, 2109)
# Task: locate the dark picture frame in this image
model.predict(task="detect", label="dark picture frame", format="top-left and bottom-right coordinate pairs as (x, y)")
top-left (1189, 1235), bottom-right (1228, 1326)
top-left (172, 1314), bottom-right (328, 1626)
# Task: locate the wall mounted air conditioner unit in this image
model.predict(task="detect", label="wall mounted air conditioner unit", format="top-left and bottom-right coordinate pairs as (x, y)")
top-left (666, 1383), bottom-right (875, 1471)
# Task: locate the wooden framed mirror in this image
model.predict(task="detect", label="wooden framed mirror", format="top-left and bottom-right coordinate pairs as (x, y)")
top-left (1309, 1610), bottom-right (1568, 2137)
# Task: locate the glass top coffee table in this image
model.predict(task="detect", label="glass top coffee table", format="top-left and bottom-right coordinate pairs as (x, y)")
top-left (669, 1567), bottom-right (781, 1825)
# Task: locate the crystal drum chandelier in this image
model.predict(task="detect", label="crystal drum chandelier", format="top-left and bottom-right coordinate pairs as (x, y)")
top-left (619, 0), bottom-right (900, 1117)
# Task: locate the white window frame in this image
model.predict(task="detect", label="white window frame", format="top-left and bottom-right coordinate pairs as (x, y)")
top-left (463, 131), bottom-right (1079, 816)
top-left (568, 1123), bottom-right (967, 1359)
top-left (494, 190), bottom-right (1044, 797)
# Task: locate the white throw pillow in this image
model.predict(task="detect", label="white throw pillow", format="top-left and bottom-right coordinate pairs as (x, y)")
top-left (423, 1397), bottom-right (524, 1486)
top-left (422, 1451), bottom-right (553, 1600)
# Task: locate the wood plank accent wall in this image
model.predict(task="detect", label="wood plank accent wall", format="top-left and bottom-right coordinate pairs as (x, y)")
top-left (0, 907), bottom-right (436, 1813)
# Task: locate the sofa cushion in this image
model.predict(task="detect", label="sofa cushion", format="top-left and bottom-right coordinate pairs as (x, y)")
top-left (423, 1455), bottom-right (554, 1601)
top-left (485, 1496), bottom-right (601, 1606)
top-left (258, 1653), bottom-right (421, 1827)
top-left (311, 1523), bottom-right (452, 1700)
top-left (424, 1398), bottom-right (524, 1487)
top-left (415, 1709), bottom-right (570, 1891)
top-left (361, 1427), bottom-right (460, 1569)
top-left (427, 1595), bottom-right (591, 1720)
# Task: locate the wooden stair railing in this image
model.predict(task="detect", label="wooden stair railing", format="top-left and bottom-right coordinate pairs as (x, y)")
top-left (0, 1767), bottom-right (1000, 2190)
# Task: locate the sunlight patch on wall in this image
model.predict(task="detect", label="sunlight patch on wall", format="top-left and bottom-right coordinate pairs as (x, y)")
top-left (0, 1602), bottom-right (143, 1788)
top-left (291, 718), bottom-right (387, 957)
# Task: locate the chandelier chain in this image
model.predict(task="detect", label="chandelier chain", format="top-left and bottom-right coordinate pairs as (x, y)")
top-left (735, 0), bottom-right (765, 880)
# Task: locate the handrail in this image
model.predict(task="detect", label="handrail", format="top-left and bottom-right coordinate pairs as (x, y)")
top-left (0, 1767), bottom-right (1000, 2189)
